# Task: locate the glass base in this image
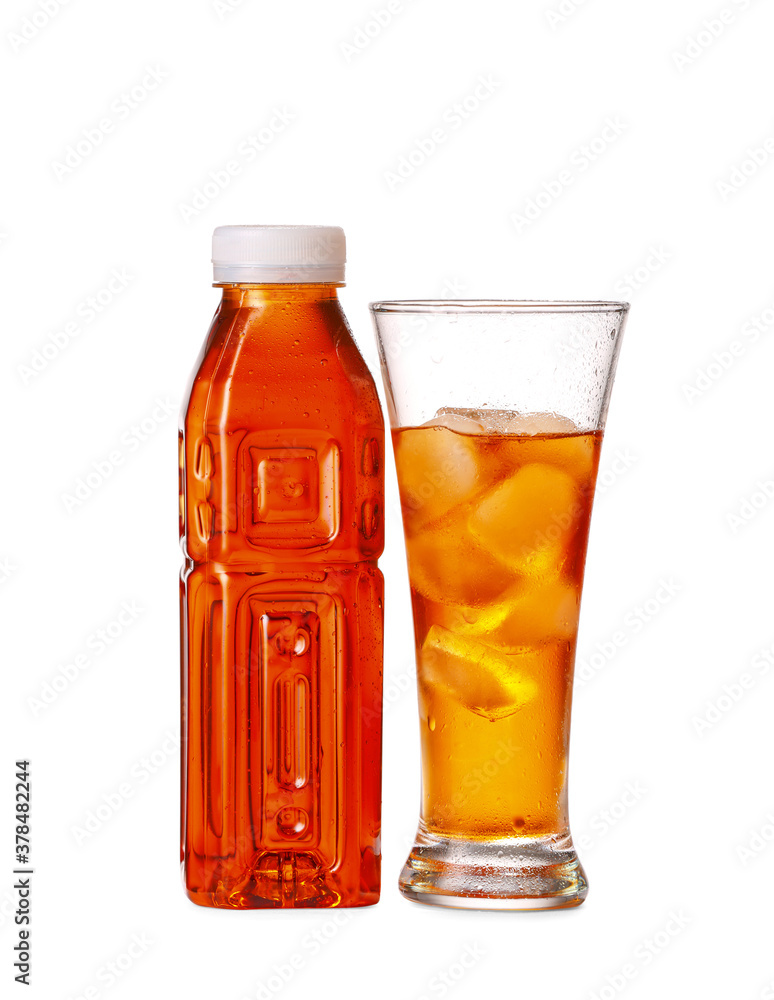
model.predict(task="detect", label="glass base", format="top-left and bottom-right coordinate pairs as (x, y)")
top-left (399, 827), bottom-right (588, 910)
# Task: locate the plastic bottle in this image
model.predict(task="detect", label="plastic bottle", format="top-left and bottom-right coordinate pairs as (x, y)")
top-left (180, 225), bottom-right (384, 908)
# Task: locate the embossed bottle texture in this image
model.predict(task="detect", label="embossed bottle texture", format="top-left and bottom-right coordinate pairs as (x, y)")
top-left (180, 281), bottom-right (384, 908)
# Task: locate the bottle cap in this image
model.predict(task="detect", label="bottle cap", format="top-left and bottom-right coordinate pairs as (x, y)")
top-left (212, 225), bottom-right (346, 283)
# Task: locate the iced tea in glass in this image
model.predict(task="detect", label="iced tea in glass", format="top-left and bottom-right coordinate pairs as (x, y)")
top-left (372, 301), bottom-right (628, 909)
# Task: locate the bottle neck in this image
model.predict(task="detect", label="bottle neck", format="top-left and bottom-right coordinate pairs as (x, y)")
top-left (216, 283), bottom-right (343, 307)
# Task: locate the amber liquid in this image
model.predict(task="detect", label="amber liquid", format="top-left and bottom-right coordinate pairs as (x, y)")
top-left (180, 284), bottom-right (384, 908)
top-left (393, 422), bottom-right (601, 841)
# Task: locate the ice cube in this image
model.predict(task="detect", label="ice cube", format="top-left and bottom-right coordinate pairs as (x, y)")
top-left (420, 625), bottom-right (538, 722)
top-left (424, 409), bottom-right (486, 434)
top-left (406, 520), bottom-right (514, 607)
top-left (470, 463), bottom-right (579, 577)
top-left (393, 424), bottom-right (483, 531)
top-left (424, 593), bottom-right (514, 638)
top-left (474, 410), bottom-right (582, 436)
top-left (470, 580), bottom-right (580, 650)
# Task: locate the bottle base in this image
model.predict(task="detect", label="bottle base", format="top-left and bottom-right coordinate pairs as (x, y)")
top-left (185, 887), bottom-right (380, 910)
top-left (184, 852), bottom-right (380, 910)
top-left (399, 829), bottom-right (587, 911)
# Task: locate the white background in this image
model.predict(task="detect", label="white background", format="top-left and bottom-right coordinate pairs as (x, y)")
top-left (3, 0), bottom-right (774, 997)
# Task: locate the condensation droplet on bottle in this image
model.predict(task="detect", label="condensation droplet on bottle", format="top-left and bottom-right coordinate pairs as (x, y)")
top-left (427, 715), bottom-right (436, 731)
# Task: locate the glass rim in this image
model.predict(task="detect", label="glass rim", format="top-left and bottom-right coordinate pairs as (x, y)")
top-left (369, 299), bottom-right (630, 315)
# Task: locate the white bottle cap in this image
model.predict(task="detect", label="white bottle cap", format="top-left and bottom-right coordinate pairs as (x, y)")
top-left (212, 225), bottom-right (346, 283)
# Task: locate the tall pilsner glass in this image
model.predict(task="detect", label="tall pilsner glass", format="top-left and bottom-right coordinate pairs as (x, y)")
top-left (371, 301), bottom-right (628, 909)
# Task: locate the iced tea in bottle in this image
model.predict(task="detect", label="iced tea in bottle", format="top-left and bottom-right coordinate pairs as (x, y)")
top-left (180, 226), bottom-right (384, 908)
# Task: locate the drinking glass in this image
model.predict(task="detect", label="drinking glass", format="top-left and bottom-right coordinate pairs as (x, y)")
top-left (370, 300), bottom-right (628, 909)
